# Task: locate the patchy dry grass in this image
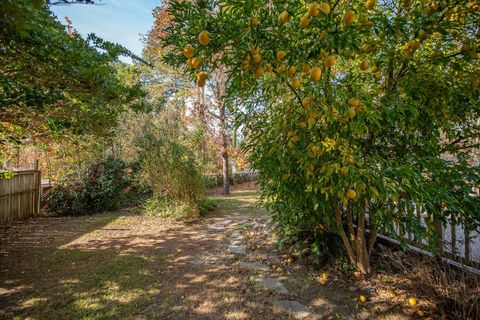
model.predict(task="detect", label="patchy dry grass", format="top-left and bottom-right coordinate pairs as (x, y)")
top-left (208, 183), bottom-right (265, 217)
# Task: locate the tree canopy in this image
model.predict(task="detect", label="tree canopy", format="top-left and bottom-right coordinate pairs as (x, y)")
top-left (163, 0), bottom-right (480, 273)
top-left (0, 0), bottom-right (146, 146)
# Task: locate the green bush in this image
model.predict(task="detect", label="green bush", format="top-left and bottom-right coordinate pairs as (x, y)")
top-left (134, 115), bottom-right (207, 219)
top-left (48, 156), bottom-right (134, 215)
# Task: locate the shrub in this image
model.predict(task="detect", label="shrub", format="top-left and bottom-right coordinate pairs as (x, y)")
top-left (134, 115), bottom-right (207, 219)
top-left (48, 156), bottom-right (134, 215)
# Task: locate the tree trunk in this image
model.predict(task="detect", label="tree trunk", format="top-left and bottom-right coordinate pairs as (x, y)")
top-left (220, 102), bottom-right (229, 195)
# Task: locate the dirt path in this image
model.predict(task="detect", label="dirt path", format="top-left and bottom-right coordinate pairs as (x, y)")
top-left (0, 184), bottom-right (415, 320)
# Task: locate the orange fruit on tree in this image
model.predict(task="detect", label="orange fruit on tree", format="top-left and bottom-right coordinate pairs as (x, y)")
top-left (318, 277), bottom-right (327, 285)
top-left (250, 16), bottom-right (259, 26)
top-left (191, 57), bottom-right (203, 69)
top-left (310, 67), bottom-right (322, 81)
top-left (319, 3), bottom-right (330, 15)
top-left (366, 0), bottom-right (375, 10)
top-left (276, 65), bottom-right (286, 73)
top-left (346, 189), bottom-right (357, 200)
top-left (348, 98), bottom-right (361, 108)
top-left (276, 50), bottom-right (287, 61)
top-left (197, 72), bottom-right (207, 87)
top-left (408, 297), bottom-right (417, 306)
top-left (278, 10), bottom-right (289, 24)
top-left (307, 117), bottom-right (316, 127)
top-left (302, 63), bottom-right (311, 74)
top-left (321, 272), bottom-right (329, 279)
top-left (347, 108), bottom-right (357, 119)
top-left (343, 12), bottom-right (357, 25)
top-left (302, 96), bottom-right (313, 107)
top-left (183, 46), bottom-right (194, 58)
top-left (288, 66), bottom-right (297, 76)
top-left (254, 67), bottom-right (264, 77)
top-left (242, 60), bottom-right (250, 70)
top-left (417, 310), bottom-right (425, 317)
top-left (359, 295), bottom-right (367, 302)
top-left (360, 59), bottom-right (370, 71)
top-left (291, 78), bottom-right (301, 89)
top-left (341, 167), bottom-right (349, 175)
top-left (252, 54), bottom-right (262, 64)
top-left (198, 30), bottom-right (210, 45)
top-left (300, 16), bottom-right (310, 28)
top-left (325, 55), bottom-right (336, 68)
top-left (309, 2), bottom-right (320, 17)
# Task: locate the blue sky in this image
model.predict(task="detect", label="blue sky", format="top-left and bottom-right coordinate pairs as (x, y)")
top-left (50, 0), bottom-right (160, 57)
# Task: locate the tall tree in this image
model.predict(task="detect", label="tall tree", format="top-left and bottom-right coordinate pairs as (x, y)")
top-left (0, 0), bottom-right (146, 149)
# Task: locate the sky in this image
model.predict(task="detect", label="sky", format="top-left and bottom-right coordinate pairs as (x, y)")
top-left (50, 0), bottom-right (160, 57)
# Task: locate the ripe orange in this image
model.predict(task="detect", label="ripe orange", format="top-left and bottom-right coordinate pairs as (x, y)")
top-left (343, 12), bottom-right (357, 25)
top-left (191, 57), bottom-right (202, 69)
top-left (408, 297), bottom-right (417, 306)
top-left (198, 30), bottom-right (210, 45)
top-left (302, 63), bottom-right (311, 74)
top-left (288, 66), bottom-right (297, 76)
top-left (183, 46), bottom-right (194, 58)
top-left (276, 50), bottom-right (287, 61)
top-left (347, 108), bottom-right (356, 119)
top-left (300, 16), bottom-right (310, 28)
top-left (346, 189), bottom-right (357, 200)
top-left (242, 61), bottom-right (250, 70)
top-left (252, 54), bottom-right (262, 64)
top-left (417, 310), bottom-right (425, 317)
top-left (341, 167), bottom-right (349, 175)
top-left (302, 96), bottom-right (313, 107)
top-left (319, 3), bottom-right (330, 15)
top-left (309, 2), bottom-right (320, 17)
top-left (366, 0), bottom-right (375, 10)
top-left (197, 72), bottom-right (207, 87)
top-left (321, 272), bottom-right (329, 279)
top-left (360, 59), bottom-right (370, 71)
top-left (325, 55), bottom-right (336, 68)
top-left (291, 78), bottom-right (301, 89)
top-left (266, 64), bottom-right (273, 72)
top-left (359, 295), bottom-right (367, 302)
top-left (307, 117), bottom-right (316, 127)
top-left (276, 65), bottom-right (286, 73)
top-left (278, 10), bottom-right (289, 24)
top-left (348, 97), bottom-right (361, 108)
top-left (254, 67), bottom-right (264, 77)
top-left (310, 67), bottom-right (322, 81)
top-left (250, 16), bottom-right (259, 26)
top-left (318, 277), bottom-right (328, 285)
top-left (387, 291), bottom-right (396, 299)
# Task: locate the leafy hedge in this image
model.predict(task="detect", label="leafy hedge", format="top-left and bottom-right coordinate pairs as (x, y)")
top-left (48, 157), bottom-right (135, 215)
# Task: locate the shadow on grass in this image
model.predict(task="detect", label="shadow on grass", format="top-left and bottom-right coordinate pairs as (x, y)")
top-left (0, 186), bottom-right (413, 320)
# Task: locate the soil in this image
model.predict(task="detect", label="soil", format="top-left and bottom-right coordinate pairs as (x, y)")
top-left (0, 183), bottom-right (437, 319)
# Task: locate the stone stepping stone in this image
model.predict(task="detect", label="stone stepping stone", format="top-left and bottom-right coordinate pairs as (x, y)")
top-left (239, 261), bottom-right (269, 272)
top-left (208, 225), bottom-right (225, 232)
top-left (275, 300), bottom-right (313, 319)
top-left (227, 245), bottom-right (247, 255)
top-left (253, 277), bottom-right (288, 294)
top-left (219, 219), bottom-right (233, 226)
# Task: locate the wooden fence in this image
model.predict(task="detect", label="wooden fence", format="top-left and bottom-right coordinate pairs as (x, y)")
top-left (0, 165), bottom-right (41, 223)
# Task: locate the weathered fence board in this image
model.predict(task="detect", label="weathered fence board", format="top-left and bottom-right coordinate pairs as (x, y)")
top-left (0, 169), bottom-right (41, 222)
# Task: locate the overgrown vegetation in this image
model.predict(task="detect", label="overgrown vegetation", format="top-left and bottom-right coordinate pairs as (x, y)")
top-left (49, 157), bottom-right (135, 215)
top-left (163, 0), bottom-right (480, 274)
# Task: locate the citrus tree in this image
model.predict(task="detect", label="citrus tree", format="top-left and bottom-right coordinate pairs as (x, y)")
top-left (163, 0), bottom-right (480, 273)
